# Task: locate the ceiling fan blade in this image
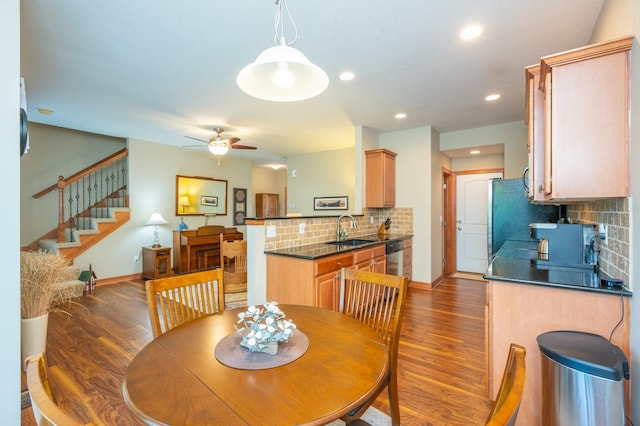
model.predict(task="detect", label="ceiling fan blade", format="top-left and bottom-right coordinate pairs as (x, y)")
top-left (184, 135), bottom-right (209, 144)
top-left (231, 144), bottom-right (258, 150)
top-left (227, 137), bottom-right (241, 145)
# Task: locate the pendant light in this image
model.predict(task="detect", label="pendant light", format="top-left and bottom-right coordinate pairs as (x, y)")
top-left (237, 0), bottom-right (328, 102)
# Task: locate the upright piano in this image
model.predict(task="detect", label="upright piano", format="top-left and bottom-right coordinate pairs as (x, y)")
top-left (172, 226), bottom-right (243, 274)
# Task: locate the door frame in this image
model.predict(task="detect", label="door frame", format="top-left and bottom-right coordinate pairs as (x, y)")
top-left (444, 168), bottom-right (503, 276)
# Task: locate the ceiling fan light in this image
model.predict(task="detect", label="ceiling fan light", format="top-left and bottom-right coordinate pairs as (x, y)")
top-left (208, 144), bottom-right (229, 155)
top-left (237, 45), bottom-right (329, 102)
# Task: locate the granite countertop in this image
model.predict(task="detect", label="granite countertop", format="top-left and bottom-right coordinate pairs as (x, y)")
top-left (264, 233), bottom-right (412, 260)
top-left (484, 240), bottom-right (632, 296)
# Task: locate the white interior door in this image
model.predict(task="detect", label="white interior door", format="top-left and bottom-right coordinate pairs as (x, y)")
top-left (456, 172), bottom-right (502, 273)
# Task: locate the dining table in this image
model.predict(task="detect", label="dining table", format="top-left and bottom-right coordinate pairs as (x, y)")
top-left (123, 304), bottom-right (389, 425)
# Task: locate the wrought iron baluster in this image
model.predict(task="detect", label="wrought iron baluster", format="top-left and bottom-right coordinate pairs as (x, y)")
top-left (67, 186), bottom-right (74, 242)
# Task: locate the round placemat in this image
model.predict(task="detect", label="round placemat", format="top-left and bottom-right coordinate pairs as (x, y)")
top-left (215, 330), bottom-right (309, 370)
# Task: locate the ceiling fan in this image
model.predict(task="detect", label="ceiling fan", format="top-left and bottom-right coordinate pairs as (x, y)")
top-left (184, 127), bottom-right (257, 156)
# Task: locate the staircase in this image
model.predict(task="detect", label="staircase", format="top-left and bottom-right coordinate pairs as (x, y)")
top-left (30, 149), bottom-right (130, 263)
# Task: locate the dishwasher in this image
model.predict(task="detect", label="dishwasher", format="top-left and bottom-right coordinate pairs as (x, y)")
top-left (386, 240), bottom-right (404, 276)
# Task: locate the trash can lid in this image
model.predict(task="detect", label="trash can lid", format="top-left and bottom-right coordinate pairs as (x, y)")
top-left (537, 330), bottom-right (629, 381)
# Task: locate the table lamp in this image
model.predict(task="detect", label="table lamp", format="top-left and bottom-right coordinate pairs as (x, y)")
top-left (144, 212), bottom-right (168, 248)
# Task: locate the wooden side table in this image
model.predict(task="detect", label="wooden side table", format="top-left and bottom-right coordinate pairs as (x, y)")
top-left (142, 246), bottom-right (171, 279)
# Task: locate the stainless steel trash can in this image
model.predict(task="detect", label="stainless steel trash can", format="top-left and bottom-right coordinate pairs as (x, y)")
top-left (537, 330), bottom-right (629, 426)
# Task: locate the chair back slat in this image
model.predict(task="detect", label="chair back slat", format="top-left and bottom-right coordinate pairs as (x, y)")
top-left (146, 269), bottom-right (224, 337)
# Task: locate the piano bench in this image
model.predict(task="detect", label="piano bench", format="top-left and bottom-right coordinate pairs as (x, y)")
top-left (197, 249), bottom-right (219, 271)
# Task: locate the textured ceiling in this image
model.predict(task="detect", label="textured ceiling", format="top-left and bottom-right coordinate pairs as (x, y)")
top-left (21, 0), bottom-right (604, 166)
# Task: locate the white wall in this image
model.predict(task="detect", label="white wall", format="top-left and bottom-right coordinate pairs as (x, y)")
top-left (440, 121), bottom-right (527, 179)
top-left (380, 127), bottom-right (432, 283)
top-left (286, 148), bottom-right (355, 216)
top-left (451, 153), bottom-right (504, 172)
top-left (1, 0), bottom-right (21, 422)
top-left (589, 0), bottom-right (637, 422)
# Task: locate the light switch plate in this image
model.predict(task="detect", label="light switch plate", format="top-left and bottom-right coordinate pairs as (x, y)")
top-left (267, 225), bottom-right (276, 238)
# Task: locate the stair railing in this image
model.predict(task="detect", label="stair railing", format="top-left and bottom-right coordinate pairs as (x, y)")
top-left (33, 148), bottom-right (129, 243)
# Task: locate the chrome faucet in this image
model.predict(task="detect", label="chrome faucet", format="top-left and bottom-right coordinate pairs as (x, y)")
top-left (336, 215), bottom-right (357, 241)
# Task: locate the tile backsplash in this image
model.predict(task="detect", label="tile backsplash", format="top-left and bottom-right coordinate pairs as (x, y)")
top-left (568, 197), bottom-right (630, 286)
top-left (262, 208), bottom-right (413, 251)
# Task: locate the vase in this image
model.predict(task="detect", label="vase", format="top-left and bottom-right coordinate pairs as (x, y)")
top-left (21, 313), bottom-right (49, 369)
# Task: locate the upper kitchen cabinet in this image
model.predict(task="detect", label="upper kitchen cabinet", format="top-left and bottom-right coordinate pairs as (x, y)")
top-left (528, 36), bottom-right (632, 202)
top-left (365, 148), bottom-right (397, 207)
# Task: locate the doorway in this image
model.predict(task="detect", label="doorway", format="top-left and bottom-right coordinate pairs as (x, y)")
top-left (455, 171), bottom-right (502, 273)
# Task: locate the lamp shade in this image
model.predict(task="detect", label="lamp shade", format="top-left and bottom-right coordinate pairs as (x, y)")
top-left (144, 212), bottom-right (168, 226)
top-left (208, 144), bottom-right (229, 155)
top-left (237, 44), bottom-right (329, 102)
top-left (178, 196), bottom-right (190, 207)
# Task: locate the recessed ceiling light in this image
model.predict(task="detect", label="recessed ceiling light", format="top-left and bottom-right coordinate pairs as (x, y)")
top-left (270, 164), bottom-right (282, 170)
top-left (38, 108), bottom-right (54, 115)
top-left (470, 150), bottom-right (481, 155)
top-left (485, 93), bottom-right (501, 101)
top-left (339, 71), bottom-right (355, 81)
top-left (460, 25), bottom-right (483, 40)
top-left (395, 113), bottom-right (407, 119)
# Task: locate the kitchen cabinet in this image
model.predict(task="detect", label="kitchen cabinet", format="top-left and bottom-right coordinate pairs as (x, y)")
top-left (142, 246), bottom-right (171, 280)
top-left (528, 36), bottom-right (632, 202)
top-left (266, 252), bottom-right (353, 311)
top-left (402, 238), bottom-right (412, 281)
top-left (365, 149), bottom-right (396, 207)
top-left (487, 279), bottom-right (630, 425)
top-left (255, 193), bottom-right (279, 217)
top-left (353, 244), bottom-right (386, 273)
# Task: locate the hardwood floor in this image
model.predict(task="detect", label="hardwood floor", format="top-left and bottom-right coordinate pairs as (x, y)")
top-left (21, 276), bottom-right (491, 425)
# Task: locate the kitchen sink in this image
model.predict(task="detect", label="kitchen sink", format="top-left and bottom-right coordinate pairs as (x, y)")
top-left (325, 239), bottom-right (375, 247)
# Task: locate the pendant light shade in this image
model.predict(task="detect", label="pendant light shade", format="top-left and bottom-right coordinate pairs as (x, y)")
top-left (236, 0), bottom-right (328, 102)
top-left (237, 43), bottom-right (329, 102)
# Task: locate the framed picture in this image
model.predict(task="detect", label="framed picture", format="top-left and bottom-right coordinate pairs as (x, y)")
top-left (233, 188), bottom-right (247, 226)
top-left (201, 195), bottom-right (218, 207)
top-left (314, 196), bottom-right (348, 211)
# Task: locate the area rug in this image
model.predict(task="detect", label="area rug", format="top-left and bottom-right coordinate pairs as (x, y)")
top-left (325, 406), bottom-right (392, 425)
top-left (450, 272), bottom-right (486, 281)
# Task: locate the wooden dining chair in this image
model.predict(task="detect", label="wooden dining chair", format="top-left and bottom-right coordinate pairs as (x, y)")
top-left (485, 343), bottom-right (526, 426)
top-left (220, 235), bottom-right (248, 308)
top-left (339, 267), bottom-right (408, 426)
top-left (145, 269), bottom-right (225, 337)
top-left (25, 353), bottom-right (93, 426)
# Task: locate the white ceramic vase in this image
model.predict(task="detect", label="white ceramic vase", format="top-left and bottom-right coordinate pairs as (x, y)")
top-left (21, 313), bottom-right (49, 368)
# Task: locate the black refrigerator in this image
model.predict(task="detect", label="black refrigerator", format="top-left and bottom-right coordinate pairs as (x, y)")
top-left (488, 178), bottom-right (561, 260)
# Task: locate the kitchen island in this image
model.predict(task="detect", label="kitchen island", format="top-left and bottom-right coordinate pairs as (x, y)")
top-left (265, 233), bottom-right (412, 311)
top-left (485, 239), bottom-right (631, 425)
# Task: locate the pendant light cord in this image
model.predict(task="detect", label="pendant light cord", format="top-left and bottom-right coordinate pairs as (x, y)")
top-left (274, 0), bottom-right (298, 46)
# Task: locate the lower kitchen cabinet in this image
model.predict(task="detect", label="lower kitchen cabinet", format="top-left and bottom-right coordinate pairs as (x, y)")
top-left (354, 244), bottom-right (386, 273)
top-left (487, 280), bottom-right (630, 425)
top-left (266, 252), bottom-right (353, 310)
top-left (402, 238), bottom-right (412, 281)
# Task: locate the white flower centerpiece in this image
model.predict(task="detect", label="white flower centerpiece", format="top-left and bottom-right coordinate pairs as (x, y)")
top-left (235, 302), bottom-right (296, 355)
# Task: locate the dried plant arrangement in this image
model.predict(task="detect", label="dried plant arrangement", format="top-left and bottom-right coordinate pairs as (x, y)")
top-left (20, 250), bottom-right (76, 319)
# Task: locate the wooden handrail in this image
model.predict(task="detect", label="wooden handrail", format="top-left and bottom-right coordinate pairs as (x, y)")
top-left (33, 148), bottom-right (128, 199)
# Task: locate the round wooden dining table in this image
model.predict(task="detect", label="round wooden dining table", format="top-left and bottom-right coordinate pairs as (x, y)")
top-left (123, 304), bottom-right (389, 425)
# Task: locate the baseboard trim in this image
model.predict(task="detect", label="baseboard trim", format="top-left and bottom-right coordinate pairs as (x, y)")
top-left (96, 273), bottom-right (143, 286)
top-left (409, 280), bottom-right (434, 291)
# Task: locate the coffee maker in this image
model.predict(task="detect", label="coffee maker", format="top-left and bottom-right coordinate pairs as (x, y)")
top-left (530, 223), bottom-right (598, 270)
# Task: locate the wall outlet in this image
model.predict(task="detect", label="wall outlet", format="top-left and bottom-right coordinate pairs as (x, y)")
top-left (299, 223), bottom-right (306, 234)
top-left (370, 216), bottom-right (374, 224)
top-left (133, 255), bottom-right (140, 263)
top-left (267, 225), bottom-right (276, 238)
top-left (598, 223), bottom-right (608, 246)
